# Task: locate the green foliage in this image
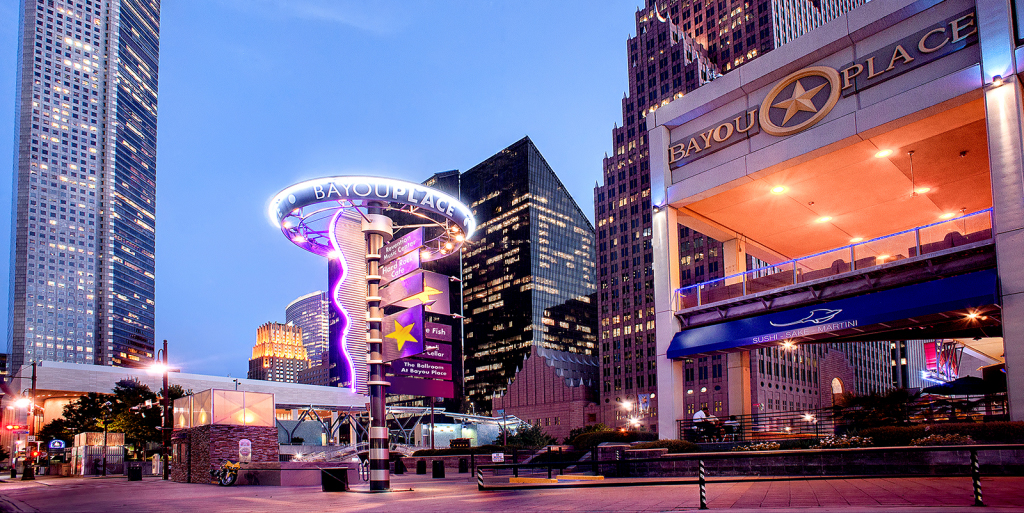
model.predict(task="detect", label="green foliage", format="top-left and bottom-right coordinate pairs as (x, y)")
top-left (569, 430), bottom-right (657, 451)
top-left (812, 435), bottom-right (873, 448)
top-left (631, 439), bottom-right (700, 453)
top-left (860, 422), bottom-right (1024, 446)
top-left (733, 441), bottom-right (781, 451)
top-left (501, 423), bottom-right (555, 449)
top-left (562, 424), bottom-right (608, 445)
top-left (910, 434), bottom-right (975, 446)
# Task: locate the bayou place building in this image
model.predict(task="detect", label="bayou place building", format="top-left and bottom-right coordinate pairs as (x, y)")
top-left (650, 0), bottom-right (1023, 436)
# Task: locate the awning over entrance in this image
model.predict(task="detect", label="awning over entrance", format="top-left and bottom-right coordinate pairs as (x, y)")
top-left (667, 269), bottom-right (999, 359)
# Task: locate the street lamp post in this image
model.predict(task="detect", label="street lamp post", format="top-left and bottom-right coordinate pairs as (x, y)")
top-left (157, 340), bottom-right (171, 480)
top-left (101, 401), bottom-right (112, 477)
top-left (21, 362), bottom-right (37, 481)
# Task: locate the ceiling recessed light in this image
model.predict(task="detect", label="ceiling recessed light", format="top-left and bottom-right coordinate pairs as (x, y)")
top-left (816, 216), bottom-right (832, 223)
top-left (850, 237), bottom-right (864, 243)
top-left (940, 213), bottom-right (955, 219)
top-left (875, 149), bottom-right (893, 158)
top-left (878, 254), bottom-right (891, 261)
top-left (771, 185), bottom-right (787, 194)
top-left (915, 187), bottom-right (931, 194)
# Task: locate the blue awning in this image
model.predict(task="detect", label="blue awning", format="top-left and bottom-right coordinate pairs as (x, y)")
top-left (667, 269), bottom-right (999, 359)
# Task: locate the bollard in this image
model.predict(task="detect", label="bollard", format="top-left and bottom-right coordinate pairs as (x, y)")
top-left (394, 458), bottom-right (406, 475)
top-left (591, 447), bottom-right (598, 475)
top-left (698, 459), bottom-right (708, 510)
top-left (477, 468), bottom-right (485, 491)
top-left (459, 458), bottom-right (468, 474)
top-left (432, 460), bottom-right (445, 479)
top-left (416, 460), bottom-right (427, 475)
top-left (970, 449), bottom-right (984, 507)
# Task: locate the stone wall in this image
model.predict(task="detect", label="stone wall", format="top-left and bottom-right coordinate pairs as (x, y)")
top-left (170, 425), bottom-right (278, 484)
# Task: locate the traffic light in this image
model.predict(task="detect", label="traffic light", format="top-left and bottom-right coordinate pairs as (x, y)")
top-left (30, 451), bottom-right (39, 458)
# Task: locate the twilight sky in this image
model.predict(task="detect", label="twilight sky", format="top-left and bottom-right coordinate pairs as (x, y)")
top-left (0, 1), bottom-right (638, 377)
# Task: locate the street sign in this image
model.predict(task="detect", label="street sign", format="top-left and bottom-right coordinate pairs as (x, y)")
top-left (48, 440), bottom-right (65, 450)
top-left (27, 435), bottom-right (35, 442)
top-left (491, 453), bottom-right (505, 463)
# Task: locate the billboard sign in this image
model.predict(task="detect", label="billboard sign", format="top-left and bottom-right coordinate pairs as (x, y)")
top-left (382, 305), bottom-right (426, 362)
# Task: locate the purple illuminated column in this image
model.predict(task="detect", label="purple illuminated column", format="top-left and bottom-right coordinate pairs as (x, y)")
top-left (362, 203), bottom-right (393, 491)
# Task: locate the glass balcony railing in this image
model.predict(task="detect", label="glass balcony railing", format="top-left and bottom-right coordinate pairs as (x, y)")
top-left (673, 209), bottom-right (994, 311)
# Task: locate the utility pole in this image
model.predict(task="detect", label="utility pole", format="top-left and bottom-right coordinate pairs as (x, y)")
top-left (21, 362), bottom-right (36, 481)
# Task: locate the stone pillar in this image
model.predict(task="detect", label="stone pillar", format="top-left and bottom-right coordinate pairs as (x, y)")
top-left (727, 352), bottom-right (751, 417)
top-left (980, 1), bottom-right (1024, 421)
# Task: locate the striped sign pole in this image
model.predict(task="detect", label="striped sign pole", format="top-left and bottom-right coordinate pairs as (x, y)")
top-left (364, 205), bottom-right (393, 491)
top-left (698, 459), bottom-right (708, 510)
top-left (970, 449), bottom-right (984, 507)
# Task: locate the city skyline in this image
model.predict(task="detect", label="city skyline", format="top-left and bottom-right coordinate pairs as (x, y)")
top-left (0, 1), bottom-right (638, 377)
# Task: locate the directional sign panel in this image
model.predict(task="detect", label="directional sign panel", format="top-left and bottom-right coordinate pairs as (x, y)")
top-left (388, 376), bottom-right (454, 398)
top-left (419, 342), bottom-right (452, 362)
top-left (381, 271), bottom-right (451, 315)
top-left (381, 305), bottom-right (426, 362)
top-left (392, 359), bottom-right (452, 380)
top-left (425, 322), bottom-right (452, 342)
top-left (380, 250), bottom-right (421, 284)
top-left (381, 228), bottom-right (423, 266)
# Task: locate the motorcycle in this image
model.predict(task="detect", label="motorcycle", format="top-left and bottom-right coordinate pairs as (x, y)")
top-left (210, 460), bottom-right (241, 486)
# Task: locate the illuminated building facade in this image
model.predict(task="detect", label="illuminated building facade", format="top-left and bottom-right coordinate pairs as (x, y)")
top-left (248, 322), bottom-right (310, 383)
top-left (650, 0), bottom-right (1023, 434)
top-left (7, 0), bottom-right (161, 373)
top-left (461, 137), bottom-right (597, 414)
top-left (595, 0), bottom-right (866, 431)
top-left (285, 291), bottom-right (329, 363)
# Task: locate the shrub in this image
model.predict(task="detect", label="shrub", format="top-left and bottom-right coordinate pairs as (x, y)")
top-left (563, 424), bottom-right (608, 445)
top-left (812, 435), bottom-right (873, 449)
top-left (860, 422), bottom-right (1024, 446)
top-left (570, 430), bottom-right (657, 451)
top-left (529, 450), bottom-right (585, 464)
top-left (733, 442), bottom-right (781, 451)
top-left (910, 434), bottom-right (975, 446)
top-left (631, 440), bottom-right (700, 454)
top-left (290, 437), bottom-right (304, 444)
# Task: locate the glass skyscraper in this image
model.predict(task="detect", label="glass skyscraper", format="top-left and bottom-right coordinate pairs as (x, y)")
top-left (7, 0), bottom-right (160, 373)
top-left (285, 291), bottom-right (329, 363)
top-left (461, 137), bottom-right (597, 414)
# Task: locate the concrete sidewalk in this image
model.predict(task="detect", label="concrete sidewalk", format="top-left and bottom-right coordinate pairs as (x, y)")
top-left (0, 473), bottom-right (1022, 512)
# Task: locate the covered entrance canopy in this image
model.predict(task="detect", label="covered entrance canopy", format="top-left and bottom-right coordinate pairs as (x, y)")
top-left (667, 269), bottom-right (1000, 358)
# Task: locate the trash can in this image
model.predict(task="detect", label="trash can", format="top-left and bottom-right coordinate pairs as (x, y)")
top-left (416, 460), bottom-right (427, 474)
top-left (432, 460), bottom-right (445, 479)
top-left (126, 462), bottom-right (143, 481)
top-left (394, 458), bottom-right (406, 475)
top-left (458, 458), bottom-right (468, 473)
top-left (321, 468), bottom-right (349, 492)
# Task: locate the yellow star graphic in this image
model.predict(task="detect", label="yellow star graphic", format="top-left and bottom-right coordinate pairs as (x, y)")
top-left (408, 286), bottom-right (443, 305)
top-left (771, 79), bottom-right (828, 125)
top-left (385, 321), bottom-right (418, 351)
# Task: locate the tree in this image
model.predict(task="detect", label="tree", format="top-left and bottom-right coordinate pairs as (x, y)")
top-left (563, 424), bottom-right (609, 445)
top-left (501, 423), bottom-right (555, 448)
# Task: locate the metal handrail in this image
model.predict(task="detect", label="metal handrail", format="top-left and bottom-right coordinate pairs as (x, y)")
top-left (673, 208), bottom-right (994, 311)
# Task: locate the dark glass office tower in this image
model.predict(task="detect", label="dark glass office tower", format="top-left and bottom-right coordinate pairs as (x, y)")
top-left (461, 137), bottom-right (597, 414)
top-left (8, 0), bottom-right (160, 373)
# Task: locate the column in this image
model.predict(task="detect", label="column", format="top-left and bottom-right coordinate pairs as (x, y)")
top-left (362, 206), bottom-right (393, 490)
top-left (980, 1), bottom-right (1024, 421)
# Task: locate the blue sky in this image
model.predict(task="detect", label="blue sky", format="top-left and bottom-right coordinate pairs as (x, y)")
top-left (0, 1), bottom-right (637, 377)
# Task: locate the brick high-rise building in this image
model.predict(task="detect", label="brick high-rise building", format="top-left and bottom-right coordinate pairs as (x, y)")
top-left (595, 0), bottom-right (864, 431)
top-left (7, 0), bottom-right (161, 373)
top-left (248, 322), bottom-right (309, 383)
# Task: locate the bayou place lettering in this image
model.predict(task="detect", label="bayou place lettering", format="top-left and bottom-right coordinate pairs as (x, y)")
top-left (840, 9), bottom-right (977, 96)
top-left (667, 109), bottom-right (759, 167)
top-left (309, 179), bottom-right (473, 231)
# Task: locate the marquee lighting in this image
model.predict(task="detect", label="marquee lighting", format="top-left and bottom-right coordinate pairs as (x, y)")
top-left (874, 149), bottom-right (893, 158)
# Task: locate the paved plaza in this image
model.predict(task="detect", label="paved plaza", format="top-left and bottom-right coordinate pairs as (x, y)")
top-left (0, 473), bottom-right (1023, 512)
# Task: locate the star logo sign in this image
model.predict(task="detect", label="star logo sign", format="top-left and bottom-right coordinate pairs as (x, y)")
top-left (759, 66), bottom-right (842, 137)
top-left (386, 321), bottom-right (419, 351)
top-left (771, 80), bottom-right (828, 126)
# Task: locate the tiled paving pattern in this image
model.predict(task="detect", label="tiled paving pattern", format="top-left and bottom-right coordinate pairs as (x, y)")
top-left (0, 473), bottom-right (1022, 512)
